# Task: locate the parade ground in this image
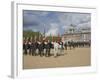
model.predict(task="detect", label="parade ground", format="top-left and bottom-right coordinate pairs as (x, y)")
top-left (23, 47), bottom-right (91, 69)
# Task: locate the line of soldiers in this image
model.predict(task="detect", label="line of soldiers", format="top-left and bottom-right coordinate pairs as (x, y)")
top-left (64, 40), bottom-right (91, 50)
top-left (23, 37), bottom-right (91, 57)
top-left (23, 38), bottom-right (54, 57)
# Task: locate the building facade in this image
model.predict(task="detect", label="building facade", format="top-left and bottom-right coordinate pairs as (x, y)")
top-left (62, 27), bottom-right (91, 42)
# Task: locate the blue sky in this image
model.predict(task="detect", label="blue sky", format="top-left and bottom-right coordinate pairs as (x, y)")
top-left (23, 10), bottom-right (91, 36)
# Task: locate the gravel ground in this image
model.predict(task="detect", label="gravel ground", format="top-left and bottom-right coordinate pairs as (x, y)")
top-left (23, 47), bottom-right (91, 69)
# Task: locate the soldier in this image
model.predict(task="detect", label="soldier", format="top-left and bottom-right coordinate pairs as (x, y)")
top-left (35, 41), bottom-right (39, 56)
top-left (43, 41), bottom-right (47, 56)
top-left (38, 41), bottom-right (43, 57)
top-left (72, 41), bottom-right (75, 49)
top-left (31, 40), bottom-right (37, 56)
top-left (59, 41), bottom-right (64, 55)
top-left (68, 41), bottom-right (71, 50)
top-left (54, 41), bottom-right (59, 57)
top-left (64, 42), bottom-right (68, 50)
top-left (24, 40), bottom-right (28, 55)
top-left (42, 40), bottom-right (46, 56)
top-left (23, 39), bottom-right (25, 54)
top-left (28, 40), bottom-right (32, 55)
top-left (46, 40), bottom-right (51, 57)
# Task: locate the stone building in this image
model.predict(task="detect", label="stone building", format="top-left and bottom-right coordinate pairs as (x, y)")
top-left (62, 26), bottom-right (91, 42)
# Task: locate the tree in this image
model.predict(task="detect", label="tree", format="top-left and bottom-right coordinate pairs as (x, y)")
top-left (23, 30), bottom-right (42, 40)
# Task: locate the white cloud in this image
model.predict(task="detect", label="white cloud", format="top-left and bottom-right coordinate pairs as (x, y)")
top-left (45, 23), bottom-right (59, 36)
top-left (39, 12), bottom-right (49, 16)
top-left (57, 13), bottom-right (91, 27)
top-left (23, 10), bottom-right (91, 35)
top-left (46, 28), bottom-right (58, 36)
top-left (62, 25), bottom-right (71, 29)
top-left (77, 21), bottom-right (91, 29)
